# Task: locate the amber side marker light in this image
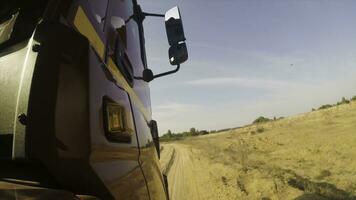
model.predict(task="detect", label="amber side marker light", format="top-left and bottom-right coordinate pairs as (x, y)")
top-left (103, 98), bottom-right (132, 143)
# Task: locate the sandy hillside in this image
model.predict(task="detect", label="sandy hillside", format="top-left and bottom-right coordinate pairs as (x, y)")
top-left (160, 101), bottom-right (356, 200)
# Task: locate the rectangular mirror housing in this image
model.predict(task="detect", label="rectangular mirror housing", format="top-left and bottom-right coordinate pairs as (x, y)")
top-left (165, 7), bottom-right (186, 46)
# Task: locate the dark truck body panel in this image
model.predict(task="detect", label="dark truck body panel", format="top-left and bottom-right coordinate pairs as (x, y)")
top-left (0, 41), bottom-right (38, 158)
top-left (0, 0), bottom-right (167, 199)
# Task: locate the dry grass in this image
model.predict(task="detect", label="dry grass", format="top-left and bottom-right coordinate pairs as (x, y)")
top-left (161, 101), bottom-right (356, 200)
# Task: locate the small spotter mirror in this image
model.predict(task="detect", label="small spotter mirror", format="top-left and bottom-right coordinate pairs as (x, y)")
top-left (169, 43), bottom-right (188, 65)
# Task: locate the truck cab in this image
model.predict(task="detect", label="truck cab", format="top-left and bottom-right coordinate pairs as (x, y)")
top-left (0, 0), bottom-right (188, 199)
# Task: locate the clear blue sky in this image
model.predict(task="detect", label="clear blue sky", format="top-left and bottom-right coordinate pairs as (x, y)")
top-left (139, 0), bottom-right (356, 134)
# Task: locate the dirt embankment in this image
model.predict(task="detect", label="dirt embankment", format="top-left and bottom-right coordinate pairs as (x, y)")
top-left (160, 102), bottom-right (356, 200)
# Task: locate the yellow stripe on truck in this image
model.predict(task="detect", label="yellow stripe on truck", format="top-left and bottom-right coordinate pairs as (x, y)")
top-left (73, 6), bottom-right (151, 122)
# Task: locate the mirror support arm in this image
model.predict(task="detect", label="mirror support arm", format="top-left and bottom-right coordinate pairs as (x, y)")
top-left (153, 64), bottom-right (180, 79)
top-left (134, 64), bottom-right (180, 82)
top-left (142, 12), bottom-right (164, 18)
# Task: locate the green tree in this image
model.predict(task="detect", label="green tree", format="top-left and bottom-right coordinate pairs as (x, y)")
top-left (167, 129), bottom-right (172, 136)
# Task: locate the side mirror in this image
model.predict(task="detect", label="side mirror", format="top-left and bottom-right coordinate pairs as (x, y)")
top-left (134, 6), bottom-right (188, 82)
top-left (149, 120), bottom-right (160, 159)
top-left (165, 6), bottom-right (188, 65)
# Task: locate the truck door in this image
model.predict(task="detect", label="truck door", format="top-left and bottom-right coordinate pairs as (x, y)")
top-left (72, 0), bottom-right (150, 199)
top-left (104, 0), bottom-right (167, 199)
top-left (132, 106), bottom-right (168, 200)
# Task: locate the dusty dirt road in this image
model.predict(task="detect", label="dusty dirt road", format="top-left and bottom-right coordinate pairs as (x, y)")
top-left (165, 144), bottom-right (203, 200)
top-left (160, 102), bottom-right (356, 200)
top-left (161, 142), bottom-right (240, 200)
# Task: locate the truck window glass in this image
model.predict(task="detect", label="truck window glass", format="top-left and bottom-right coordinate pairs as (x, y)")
top-left (108, 0), bottom-right (145, 78)
top-left (87, 0), bottom-right (108, 31)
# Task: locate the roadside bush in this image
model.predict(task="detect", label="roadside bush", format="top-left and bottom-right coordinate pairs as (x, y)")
top-left (257, 127), bottom-right (265, 133)
top-left (160, 127), bottom-right (212, 141)
top-left (336, 97), bottom-right (350, 105)
top-left (318, 104), bottom-right (332, 110)
top-left (253, 116), bottom-right (272, 124)
top-left (351, 96), bottom-right (356, 101)
top-left (199, 130), bottom-right (209, 135)
top-left (216, 128), bottom-right (231, 133)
